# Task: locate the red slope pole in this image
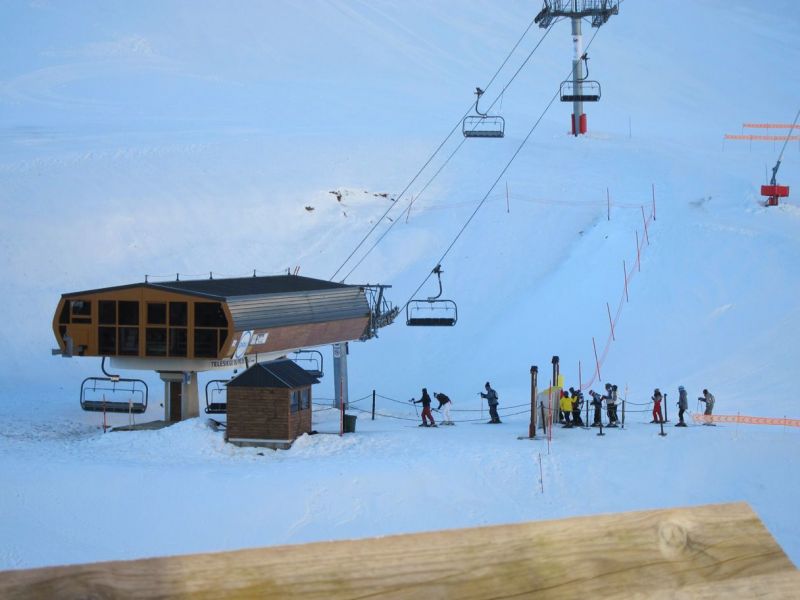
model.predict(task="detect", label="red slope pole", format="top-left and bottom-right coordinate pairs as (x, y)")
top-left (641, 205), bottom-right (650, 245)
top-left (635, 230), bottom-right (641, 272)
top-left (623, 260), bottom-right (629, 302)
top-left (606, 302), bottom-right (615, 341)
top-left (592, 336), bottom-right (601, 382)
top-left (652, 184), bottom-right (656, 221)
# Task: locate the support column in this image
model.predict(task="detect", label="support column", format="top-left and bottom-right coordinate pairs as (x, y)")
top-left (333, 342), bottom-right (349, 410)
top-left (183, 372), bottom-right (199, 419)
top-left (159, 371), bottom-right (199, 421)
top-left (570, 16), bottom-right (586, 136)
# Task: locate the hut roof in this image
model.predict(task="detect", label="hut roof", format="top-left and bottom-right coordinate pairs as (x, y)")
top-left (227, 359), bottom-right (320, 389)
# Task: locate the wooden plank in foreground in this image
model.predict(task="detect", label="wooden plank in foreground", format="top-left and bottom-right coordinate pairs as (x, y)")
top-left (0, 502), bottom-right (796, 599)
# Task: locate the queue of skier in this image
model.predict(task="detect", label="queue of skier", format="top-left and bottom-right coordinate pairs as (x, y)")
top-left (410, 382), bottom-right (716, 429)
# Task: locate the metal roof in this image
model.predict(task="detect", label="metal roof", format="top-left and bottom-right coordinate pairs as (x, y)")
top-left (151, 275), bottom-right (351, 300)
top-left (63, 275), bottom-right (353, 301)
top-left (227, 287), bottom-right (369, 330)
top-left (227, 359), bottom-right (319, 389)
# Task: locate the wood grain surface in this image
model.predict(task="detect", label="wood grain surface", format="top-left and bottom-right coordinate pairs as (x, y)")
top-left (0, 502), bottom-right (795, 599)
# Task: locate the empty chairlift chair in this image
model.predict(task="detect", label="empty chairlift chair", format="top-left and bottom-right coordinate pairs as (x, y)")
top-left (406, 265), bottom-right (458, 327)
top-left (559, 79), bottom-right (601, 102)
top-left (291, 349), bottom-right (324, 379)
top-left (462, 87), bottom-right (505, 138)
top-left (205, 379), bottom-right (228, 414)
top-left (80, 377), bottom-right (148, 414)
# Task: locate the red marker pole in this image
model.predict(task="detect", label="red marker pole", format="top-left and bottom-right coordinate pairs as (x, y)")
top-left (592, 336), bottom-right (601, 382)
top-left (652, 184), bottom-right (656, 221)
top-left (635, 230), bottom-right (641, 272)
top-left (606, 302), bottom-right (615, 341)
top-left (642, 205), bottom-right (650, 245)
top-left (623, 260), bottom-right (629, 302)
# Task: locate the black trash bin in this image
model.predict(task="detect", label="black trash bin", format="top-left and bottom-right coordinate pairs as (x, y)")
top-left (343, 413), bottom-right (357, 433)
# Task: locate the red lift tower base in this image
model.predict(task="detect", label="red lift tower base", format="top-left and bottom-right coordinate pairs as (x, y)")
top-left (571, 113), bottom-right (587, 135)
top-left (761, 184), bottom-right (789, 207)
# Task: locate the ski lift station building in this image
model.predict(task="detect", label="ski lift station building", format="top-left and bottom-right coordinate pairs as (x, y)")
top-left (52, 274), bottom-right (395, 423)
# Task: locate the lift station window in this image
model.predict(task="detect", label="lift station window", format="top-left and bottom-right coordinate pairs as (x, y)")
top-left (70, 300), bottom-right (91, 323)
top-left (169, 302), bottom-right (188, 357)
top-left (194, 302), bottom-right (228, 358)
top-left (97, 300), bottom-right (140, 355)
top-left (147, 303), bottom-right (167, 325)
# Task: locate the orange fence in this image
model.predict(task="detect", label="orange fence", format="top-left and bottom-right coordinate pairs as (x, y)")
top-left (692, 414), bottom-right (800, 427)
top-left (724, 134), bottom-right (800, 141)
top-left (743, 123), bottom-right (799, 129)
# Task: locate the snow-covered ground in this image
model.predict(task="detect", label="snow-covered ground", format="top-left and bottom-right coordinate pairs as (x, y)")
top-left (1, 1), bottom-right (799, 571)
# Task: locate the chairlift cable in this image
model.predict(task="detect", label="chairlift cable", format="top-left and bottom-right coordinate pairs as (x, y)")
top-left (401, 26), bottom-right (604, 310)
top-left (775, 108), bottom-right (800, 169)
top-left (329, 17), bottom-right (544, 282)
top-left (340, 23), bottom-right (556, 281)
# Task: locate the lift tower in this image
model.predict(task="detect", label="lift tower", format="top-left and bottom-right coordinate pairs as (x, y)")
top-left (535, 1), bottom-right (619, 136)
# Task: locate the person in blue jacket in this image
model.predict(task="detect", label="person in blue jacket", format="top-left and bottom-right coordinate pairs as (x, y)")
top-left (480, 382), bottom-right (501, 424)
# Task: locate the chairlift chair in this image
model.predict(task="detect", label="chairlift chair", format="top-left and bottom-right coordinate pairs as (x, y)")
top-left (462, 87), bottom-right (505, 138)
top-left (559, 79), bottom-right (601, 102)
top-left (80, 376), bottom-right (148, 414)
top-left (205, 379), bottom-right (228, 414)
top-left (291, 349), bottom-right (324, 378)
top-left (406, 265), bottom-right (458, 327)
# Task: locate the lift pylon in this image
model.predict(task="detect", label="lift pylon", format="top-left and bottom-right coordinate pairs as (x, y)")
top-left (534, 1), bottom-right (619, 136)
top-left (760, 108), bottom-right (800, 207)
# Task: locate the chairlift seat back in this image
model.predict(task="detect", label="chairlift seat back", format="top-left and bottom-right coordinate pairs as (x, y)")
top-left (205, 402), bottom-right (227, 414)
top-left (82, 400), bottom-right (147, 414)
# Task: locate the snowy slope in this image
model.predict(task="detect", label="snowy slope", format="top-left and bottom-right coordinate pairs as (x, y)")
top-left (1, 0), bottom-right (799, 571)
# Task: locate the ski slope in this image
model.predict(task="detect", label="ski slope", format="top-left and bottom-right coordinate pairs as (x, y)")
top-left (1, 0), bottom-right (799, 571)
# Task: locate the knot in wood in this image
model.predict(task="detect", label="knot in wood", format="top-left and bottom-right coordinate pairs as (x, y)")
top-left (658, 520), bottom-right (690, 559)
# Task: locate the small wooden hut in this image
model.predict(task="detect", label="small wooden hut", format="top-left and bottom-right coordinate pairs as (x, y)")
top-left (226, 359), bottom-right (319, 449)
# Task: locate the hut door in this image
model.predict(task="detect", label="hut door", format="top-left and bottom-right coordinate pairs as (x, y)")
top-left (169, 381), bottom-right (182, 422)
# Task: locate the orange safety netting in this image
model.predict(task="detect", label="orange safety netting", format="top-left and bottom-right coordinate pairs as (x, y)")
top-left (692, 414), bottom-right (800, 427)
top-left (743, 123), bottom-right (799, 129)
top-left (724, 134), bottom-right (800, 141)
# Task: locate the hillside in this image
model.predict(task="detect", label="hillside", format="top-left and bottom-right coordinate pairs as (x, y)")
top-left (1, 0), bottom-right (799, 571)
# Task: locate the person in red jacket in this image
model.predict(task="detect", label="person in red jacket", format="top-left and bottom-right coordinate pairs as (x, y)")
top-left (651, 388), bottom-right (664, 423)
top-left (412, 388), bottom-right (436, 427)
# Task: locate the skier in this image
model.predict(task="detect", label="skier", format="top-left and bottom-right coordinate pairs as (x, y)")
top-left (412, 388), bottom-right (436, 427)
top-left (571, 388), bottom-right (584, 427)
top-left (604, 383), bottom-right (619, 427)
top-left (698, 389), bottom-right (715, 425)
top-left (651, 388), bottom-right (663, 423)
top-left (588, 390), bottom-right (604, 426)
top-left (434, 392), bottom-right (454, 425)
top-left (480, 382), bottom-right (501, 424)
top-left (676, 385), bottom-right (688, 427)
top-left (559, 390), bottom-right (573, 427)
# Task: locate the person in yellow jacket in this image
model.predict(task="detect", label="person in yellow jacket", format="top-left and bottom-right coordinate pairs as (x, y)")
top-left (559, 390), bottom-right (573, 427)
